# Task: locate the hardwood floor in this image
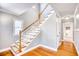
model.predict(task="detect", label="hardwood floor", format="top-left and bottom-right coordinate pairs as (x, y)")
top-left (0, 50), bottom-right (14, 56)
top-left (0, 41), bottom-right (78, 56)
top-left (21, 46), bottom-right (57, 56)
top-left (22, 41), bottom-right (78, 56)
top-left (57, 41), bottom-right (78, 56)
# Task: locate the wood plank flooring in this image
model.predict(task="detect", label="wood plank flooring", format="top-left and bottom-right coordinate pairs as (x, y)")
top-left (21, 46), bottom-right (57, 56)
top-left (0, 41), bottom-right (78, 56)
top-left (57, 41), bottom-right (78, 56)
top-left (0, 50), bottom-right (14, 56)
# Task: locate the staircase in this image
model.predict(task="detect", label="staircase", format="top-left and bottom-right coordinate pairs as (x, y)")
top-left (10, 4), bottom-right (54, 55)
top-left (10, 23), bottom-right (41, 55)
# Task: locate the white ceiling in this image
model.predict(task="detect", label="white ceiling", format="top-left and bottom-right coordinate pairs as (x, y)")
top-left (50, 3), bottom-right (77, 17)
top-left (0, 3), bottom-right (79, 18)
top-left (0, 3), bottom-right (39, 15)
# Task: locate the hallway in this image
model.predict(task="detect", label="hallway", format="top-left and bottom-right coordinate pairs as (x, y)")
top-left (0, 41), bottom-right (78, 56)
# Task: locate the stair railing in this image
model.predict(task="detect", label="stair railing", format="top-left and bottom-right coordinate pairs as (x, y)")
top-left (18, 4), bottom-right (49, 52)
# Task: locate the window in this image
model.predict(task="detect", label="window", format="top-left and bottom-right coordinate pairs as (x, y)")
top-left (14, 20), bottom-right (23, 35)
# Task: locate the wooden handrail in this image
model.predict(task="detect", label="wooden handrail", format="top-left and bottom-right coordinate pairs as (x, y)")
top-left (19, 4), bottom-right (49, 52)
top-left (21, 19), bottom-right (39, 32)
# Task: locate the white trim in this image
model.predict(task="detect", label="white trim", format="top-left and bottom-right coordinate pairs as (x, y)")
top-left (16, 44), bottom-right (41, 56)
top-left (0, 47), bottom-right (10, 53)
top-left (57, 41), bottom-right (62, 49)
top-left (40, 44), bottom-right (57, 51)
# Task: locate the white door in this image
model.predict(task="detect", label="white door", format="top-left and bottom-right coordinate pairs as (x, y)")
top-left (63, 22), bottom-right (73, 42)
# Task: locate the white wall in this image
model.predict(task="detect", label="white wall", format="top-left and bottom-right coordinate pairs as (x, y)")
top-left (0, 12), bottom-right (14, 50)
top-left (74, 19), bottom-right (79, 54)
top-left (41, 12), bottom-right (58, 50)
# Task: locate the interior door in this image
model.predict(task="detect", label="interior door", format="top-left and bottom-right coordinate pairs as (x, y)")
top-left (63, 22), bottom-right (73, 42)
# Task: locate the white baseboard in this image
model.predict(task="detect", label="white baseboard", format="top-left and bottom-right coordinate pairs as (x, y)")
top-left (39, 44), bottom-right (57, 52)
top-left (57, 41), bottom-right (62, 49)
top-left (0, 47), bottom-right (10, 53)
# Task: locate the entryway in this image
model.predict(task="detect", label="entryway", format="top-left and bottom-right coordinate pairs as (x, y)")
top-left (62, 20), bottom-right (74, 43)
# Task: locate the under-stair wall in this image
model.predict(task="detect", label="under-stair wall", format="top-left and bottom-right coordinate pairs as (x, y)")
top-left (41, 12), bottom-right (58, 51)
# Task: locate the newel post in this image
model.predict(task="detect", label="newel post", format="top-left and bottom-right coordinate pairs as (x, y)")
top-left (19, 31), bottom-right (22, 52)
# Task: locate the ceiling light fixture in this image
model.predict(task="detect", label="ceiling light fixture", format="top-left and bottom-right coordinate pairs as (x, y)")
top-left (32, 5), bottom-right (36, 9)
top-left (65, 17), bottom-right (69, 20)
top-left (76, 14), bottom-right (79, 19)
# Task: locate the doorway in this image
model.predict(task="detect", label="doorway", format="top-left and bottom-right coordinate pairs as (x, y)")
top-left (62, 21), bottom-right (74, 42)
